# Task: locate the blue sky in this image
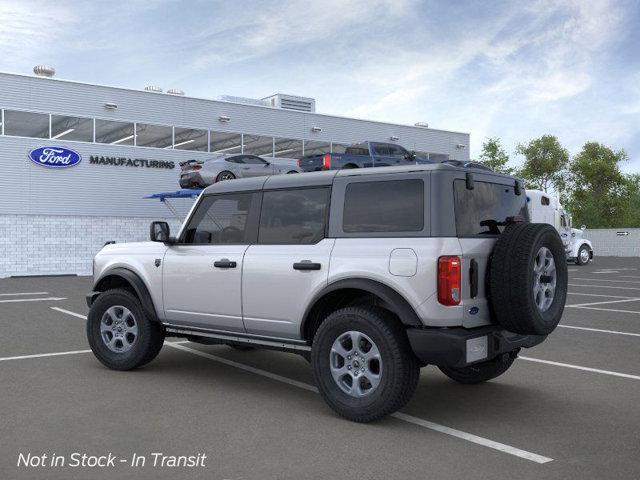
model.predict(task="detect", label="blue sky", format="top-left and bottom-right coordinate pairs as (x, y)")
top-left (1, 0), bottom-right (639, 171)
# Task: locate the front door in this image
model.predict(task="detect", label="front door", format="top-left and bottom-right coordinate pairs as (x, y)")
top-left (239, 155), bottom-right (274, 178)
top-left (162, 191), bottom-right (260, 332)
top-left (242, 187), bottom-right (333, 339)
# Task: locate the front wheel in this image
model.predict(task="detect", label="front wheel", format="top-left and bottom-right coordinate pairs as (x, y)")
top-left (87, 289), bottom-right (164, 371)
top-left (576, 245), bottom-right (591, 265)
top-left (438, 353), bottom-right (516, 384)
top-left (312, 306), bottom-right (419, 423)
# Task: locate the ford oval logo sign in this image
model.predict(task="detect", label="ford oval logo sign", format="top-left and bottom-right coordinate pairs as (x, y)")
top-left (28, 146), bottom-right (82, 168)
top-left (469, 306), bottom-right (480, 315)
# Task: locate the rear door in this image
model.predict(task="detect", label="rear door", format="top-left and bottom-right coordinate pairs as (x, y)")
top-left (242, 187), bottom-right (333, 339)
top-left (453, 179), bottom-right (529, 327)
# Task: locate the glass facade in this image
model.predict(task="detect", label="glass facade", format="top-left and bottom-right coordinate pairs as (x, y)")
top-left (0, 108), bottom-right (453, 161)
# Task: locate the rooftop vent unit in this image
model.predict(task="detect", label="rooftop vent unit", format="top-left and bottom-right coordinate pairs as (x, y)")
top-left (217, 95), bottom-right (270, 107)
top-left (33, 65), bottom-right (55, 78)
top-left (414, 122), bottom-right (429, 128)
top-left (167, 88), bottom-right (185, 96)
top-left (144, 85), bottom-right (163, 93)
top-left (262, 93), bottom-right (316, 113)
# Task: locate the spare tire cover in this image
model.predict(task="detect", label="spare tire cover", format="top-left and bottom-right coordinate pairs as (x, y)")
top-left (489, 223), bottom-right (568, 335)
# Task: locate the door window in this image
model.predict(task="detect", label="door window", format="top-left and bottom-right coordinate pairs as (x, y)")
top-left (387, 145), bottom-right (408, 158)
top-left (373, 144), bottom-right (390, 156)
top-left (243, 155), bottom-right (268, 165)
top-left (258, 188), bottom-right (329, 244)
top-left (182, 193), bottom-right (257, 244)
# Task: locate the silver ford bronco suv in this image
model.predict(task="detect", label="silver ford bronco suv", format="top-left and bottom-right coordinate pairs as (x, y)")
top-left (87, 163), bottom-right (568, 422)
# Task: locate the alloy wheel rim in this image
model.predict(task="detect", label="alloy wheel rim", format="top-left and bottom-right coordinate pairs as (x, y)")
top-left (100, 306), bottom-right (138, 353)
top-left (580, 248), bottom-right (589, 263)
top-left (219, 172), bottom-right (234, 181)
top-left (533, 246), bottom-right (557, 312)
top-left (329, 331), bottom-right (382, 397)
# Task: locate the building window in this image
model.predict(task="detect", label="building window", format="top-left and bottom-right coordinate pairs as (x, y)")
top-left (95, 119), bottom-right (135, 145)
top-left (50, 114), bottom-right (94, 142)
top-left (303, 140), bottom-right (331, 156)
top-left (259, 188), bottom-right (329, 244)
top-left (135, 123), bottom-right (173, 148)
top-left (210, 131), bottom-right (242, 154)
top-left (173, 127), bottom-right (208, 151)
top-left (273, 137), bottom-right (303, 158)
top-left (343, 179), bottom-right (424, 233)
top-left (3, 110), bottom-right (49, 139)
top-left (243, 134), bottom-right (274, 156)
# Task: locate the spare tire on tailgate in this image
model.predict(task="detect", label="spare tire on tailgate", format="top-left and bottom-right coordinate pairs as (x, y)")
top-left (489, 223), bottom-right (568, 335)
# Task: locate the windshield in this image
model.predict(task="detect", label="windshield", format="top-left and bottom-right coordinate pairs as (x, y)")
top-left (454, 180), bottom-right (529, 236)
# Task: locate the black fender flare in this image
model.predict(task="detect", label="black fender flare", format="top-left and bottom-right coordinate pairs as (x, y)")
top-left (90, 267), bottom-right (159, 322)
top-left (300, 278), bottom-right (422, 338)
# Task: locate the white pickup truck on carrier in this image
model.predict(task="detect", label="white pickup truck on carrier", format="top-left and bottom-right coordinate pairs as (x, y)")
top-left (526, 190), bottom-right (594, 265)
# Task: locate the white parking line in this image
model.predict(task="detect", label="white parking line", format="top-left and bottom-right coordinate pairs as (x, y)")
top-left (568, 292), bottom-right (638, 299)
top-left (166, 342), bottom-right (553, 464)
top-left (618, 275), bottom-right (640, 280)
top-left (0, 292), bottom-right (49, 296)
top-left (0, 297), bottom-right (67, 304)
top-left (567, 298), bottom-right (640, 308)
top-left (569, 284), bottom-right (640, 291)
top-left (558, 324), bottom-right (640, 337)
top-left (566, 305), bottom-right (640, 315)
top-left (51, 307), bottom-right (87, 319)
top-left (572, 278), bottom-right (640, 284)
top-left (0, 349), bottom-right (91, 362)
top-left (520, 357), bottom-right (640, 381)
top-left (44, 308), bottom-right (552, 464)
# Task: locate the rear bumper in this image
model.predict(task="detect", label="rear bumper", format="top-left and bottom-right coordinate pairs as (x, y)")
top-left (407, 325), bottom-right (547, 368)
top-left (179, 172), bottom-right (206, 188)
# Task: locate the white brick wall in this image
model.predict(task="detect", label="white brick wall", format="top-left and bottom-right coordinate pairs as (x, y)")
top-left (583, 228), bottom-right (640, 257)
top-left (0, 214), bottom-right (183, 277)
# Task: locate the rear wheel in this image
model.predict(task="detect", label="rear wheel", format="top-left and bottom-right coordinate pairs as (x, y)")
top-left (312, 306), bottom-right (419, 423)
top-left (439, 353), bottom-right (516, 384)
top-left (576, 245), bottom-right (591, 265)
top-left (286, 170), bottom-right (298, 174)
top-left (87, 289), bottom-right (164, 370)
top-left (216, 171), bottom-right (236, 182)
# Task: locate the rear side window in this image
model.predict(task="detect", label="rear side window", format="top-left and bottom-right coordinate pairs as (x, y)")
top-left (259, 188), bottom-right (329, 244)
top-left (343, 180), bottom-right (424, 233)
top-left (453, 180), bottom-right (529, 236)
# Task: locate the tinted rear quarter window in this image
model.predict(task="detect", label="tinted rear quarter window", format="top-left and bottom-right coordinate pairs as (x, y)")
top-left (259, 188), bottom-right (329, 244)
top-left (454, 180), bottom-right (529, 236)
top-left (343, 179), bottom-right (424, 233)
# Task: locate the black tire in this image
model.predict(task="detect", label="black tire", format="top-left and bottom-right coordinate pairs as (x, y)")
top-left (216, 171), bottom-right (236, 182)
top-left (342, 164), bottom-right (358, 169)
top-left (576, 244), bottom-right (590, 265)
top-left (311, 306), bottom-right (419, 423)
top-left (87, 289), bottom-right (165, 371)
top-left (439, 353), bottom-right (516, 384)
top-left (489, 223), bottom-right (568, 335)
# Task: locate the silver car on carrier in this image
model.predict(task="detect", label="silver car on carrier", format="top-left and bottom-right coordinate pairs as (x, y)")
top-left (179, 154), bottom-right (300, 188)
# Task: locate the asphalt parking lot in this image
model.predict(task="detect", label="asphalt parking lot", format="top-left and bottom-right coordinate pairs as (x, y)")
top-left (1, 257), bottom-right (640, 480)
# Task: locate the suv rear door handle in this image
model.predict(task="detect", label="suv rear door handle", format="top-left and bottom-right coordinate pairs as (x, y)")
top-left (293, 261), bottom-right (321, 271)
top-left (214, 259), bottom-right (237, 269)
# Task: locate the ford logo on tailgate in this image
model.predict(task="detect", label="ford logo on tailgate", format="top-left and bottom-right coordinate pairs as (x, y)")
top-left (28, 146), bottom-right (82, 168)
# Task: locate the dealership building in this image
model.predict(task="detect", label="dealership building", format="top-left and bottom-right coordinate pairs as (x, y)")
top-left (0, 68), bottom-right (470, 277)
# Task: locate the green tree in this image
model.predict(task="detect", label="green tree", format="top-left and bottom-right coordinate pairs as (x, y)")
top-left (618, 174), bottom-right (640, 228)
top-left (566, 142), bottom-right (628, 228)
top-left (515, 135), bottom-right (569, 193)
top-left (478, 137), bottom-right (514, 174)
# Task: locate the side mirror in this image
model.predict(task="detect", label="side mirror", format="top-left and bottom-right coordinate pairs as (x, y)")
top-left (150, 221), bottom-right (170, 242)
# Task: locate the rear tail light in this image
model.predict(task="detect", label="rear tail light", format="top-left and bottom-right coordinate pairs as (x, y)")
top-left (438, 256), bottom-right (461, 306)
top-left (297, 159), bottom-right (301, 167)
top-left (322, 153), bottom-right (331, 169)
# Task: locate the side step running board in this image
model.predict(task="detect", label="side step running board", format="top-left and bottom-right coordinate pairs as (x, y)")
top-left (164, 323), bottom-right (311, 352)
